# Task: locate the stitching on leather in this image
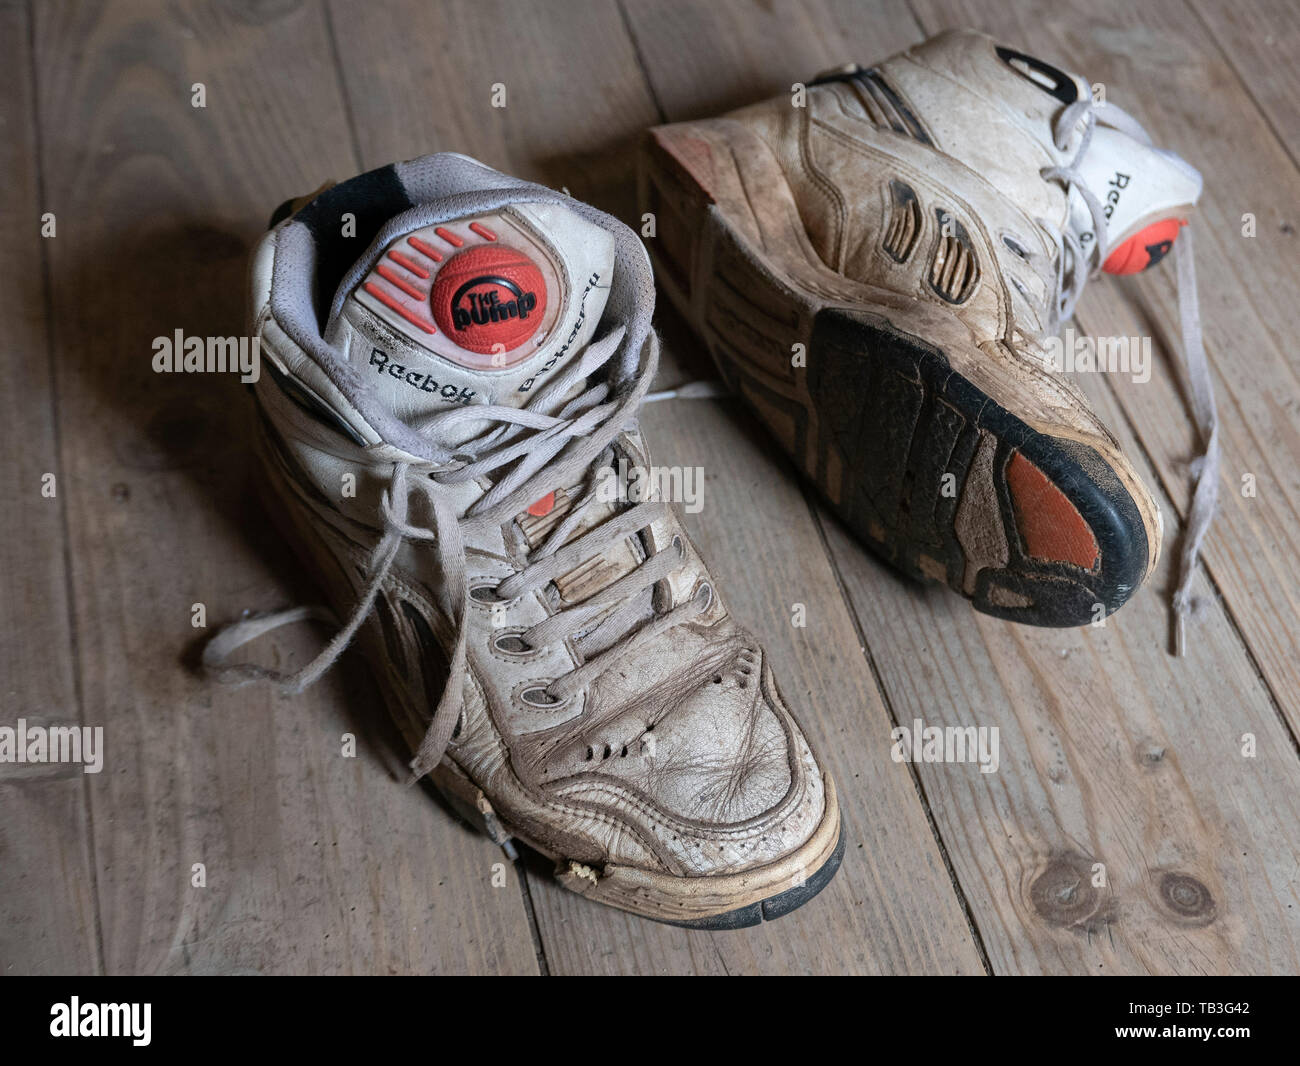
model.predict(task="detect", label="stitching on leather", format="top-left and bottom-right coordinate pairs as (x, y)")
top-left (798, 102), bottom-right (848, 271)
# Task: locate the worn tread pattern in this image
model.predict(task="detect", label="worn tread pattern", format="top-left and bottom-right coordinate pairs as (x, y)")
top-left (806, 309), bottom-right (1148, 626)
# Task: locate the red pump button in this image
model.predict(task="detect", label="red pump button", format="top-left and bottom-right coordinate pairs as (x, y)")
top-left (1103, 218), bottom-right (1186, 275)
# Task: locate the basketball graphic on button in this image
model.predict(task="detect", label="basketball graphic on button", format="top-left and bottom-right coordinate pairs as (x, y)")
top-left (431, 245), bottom-right (549, 357)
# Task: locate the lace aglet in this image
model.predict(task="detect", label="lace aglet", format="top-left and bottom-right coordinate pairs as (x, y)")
top-left (1174, 610), bottom-right (1186, 658)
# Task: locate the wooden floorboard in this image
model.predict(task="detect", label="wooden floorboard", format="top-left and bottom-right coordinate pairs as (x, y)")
top-left (0, 0), bottom-right (100, 976)
top-left (1190, 0), bottom-right (1300, 165)
top-left (25, 0), bottom-right (537, 975)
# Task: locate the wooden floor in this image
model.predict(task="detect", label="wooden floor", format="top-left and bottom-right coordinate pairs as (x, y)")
top-left (4, 0), bottom-right (1299, 976)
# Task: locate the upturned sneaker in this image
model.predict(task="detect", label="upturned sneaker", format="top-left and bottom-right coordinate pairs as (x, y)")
top-left (205, 153), bottom-right (842, 927)
top-left (640, 29), bottom-right (1216, 645)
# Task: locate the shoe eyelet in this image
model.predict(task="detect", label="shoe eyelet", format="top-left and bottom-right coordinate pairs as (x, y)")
top-left (519, 685), bottom-right (568, 709)
top-left (671, 534), bottom-right (684, 557)
top-left (492, 631), bottom-right (535, 656)
top-left (471, 582), bottom-right (524, 607)
top-left (695, 581), bottom-right (713, 609)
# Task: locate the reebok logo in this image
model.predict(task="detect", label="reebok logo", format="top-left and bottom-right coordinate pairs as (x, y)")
top-left (1103, 170), bottom-right (1130, 220)
top-left (368, 348), bottom-right (475, 404)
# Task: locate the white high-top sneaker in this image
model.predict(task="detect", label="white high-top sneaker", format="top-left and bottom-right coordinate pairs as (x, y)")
top-left (207, 154), bottom-right (842, 928)
top-left (641, 29), bottom-right (1216, 646)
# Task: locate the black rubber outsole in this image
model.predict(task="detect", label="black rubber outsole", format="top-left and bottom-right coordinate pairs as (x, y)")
top-left (805, 308), bottom-right (1148, 625)
top-left (652, 830), bottom-right (846, 931)
top-left (705, 303), bottom-right (1149, 627)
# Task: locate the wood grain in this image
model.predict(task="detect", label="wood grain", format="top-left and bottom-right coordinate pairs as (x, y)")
top-left (1190, 0), bottom-right (1300, 163)
top-left (27, 0), bottom-right (537, 975)
top-left (0, 0), bottom-right (100, 976)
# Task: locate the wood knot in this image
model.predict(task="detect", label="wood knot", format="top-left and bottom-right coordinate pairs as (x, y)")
top-left (1158, 872), bottom-right (1216, 924)
top-left (1030, 854), bottom-right (1103, 928)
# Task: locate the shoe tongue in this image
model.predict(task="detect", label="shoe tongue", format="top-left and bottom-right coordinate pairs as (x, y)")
top-left (1065, 124), bottom-right (1203, 275)
top-left (337, 201), bottom-right (615, 444)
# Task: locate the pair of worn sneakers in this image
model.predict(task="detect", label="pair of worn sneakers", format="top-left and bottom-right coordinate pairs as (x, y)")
top-left (206, 30), bottom-right (1216, 928)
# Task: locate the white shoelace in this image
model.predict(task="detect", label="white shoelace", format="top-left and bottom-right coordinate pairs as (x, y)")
top-left (1027, 98), bottom-right (1218, 654)
top-left (204, 326), bottom-right (713, 780)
